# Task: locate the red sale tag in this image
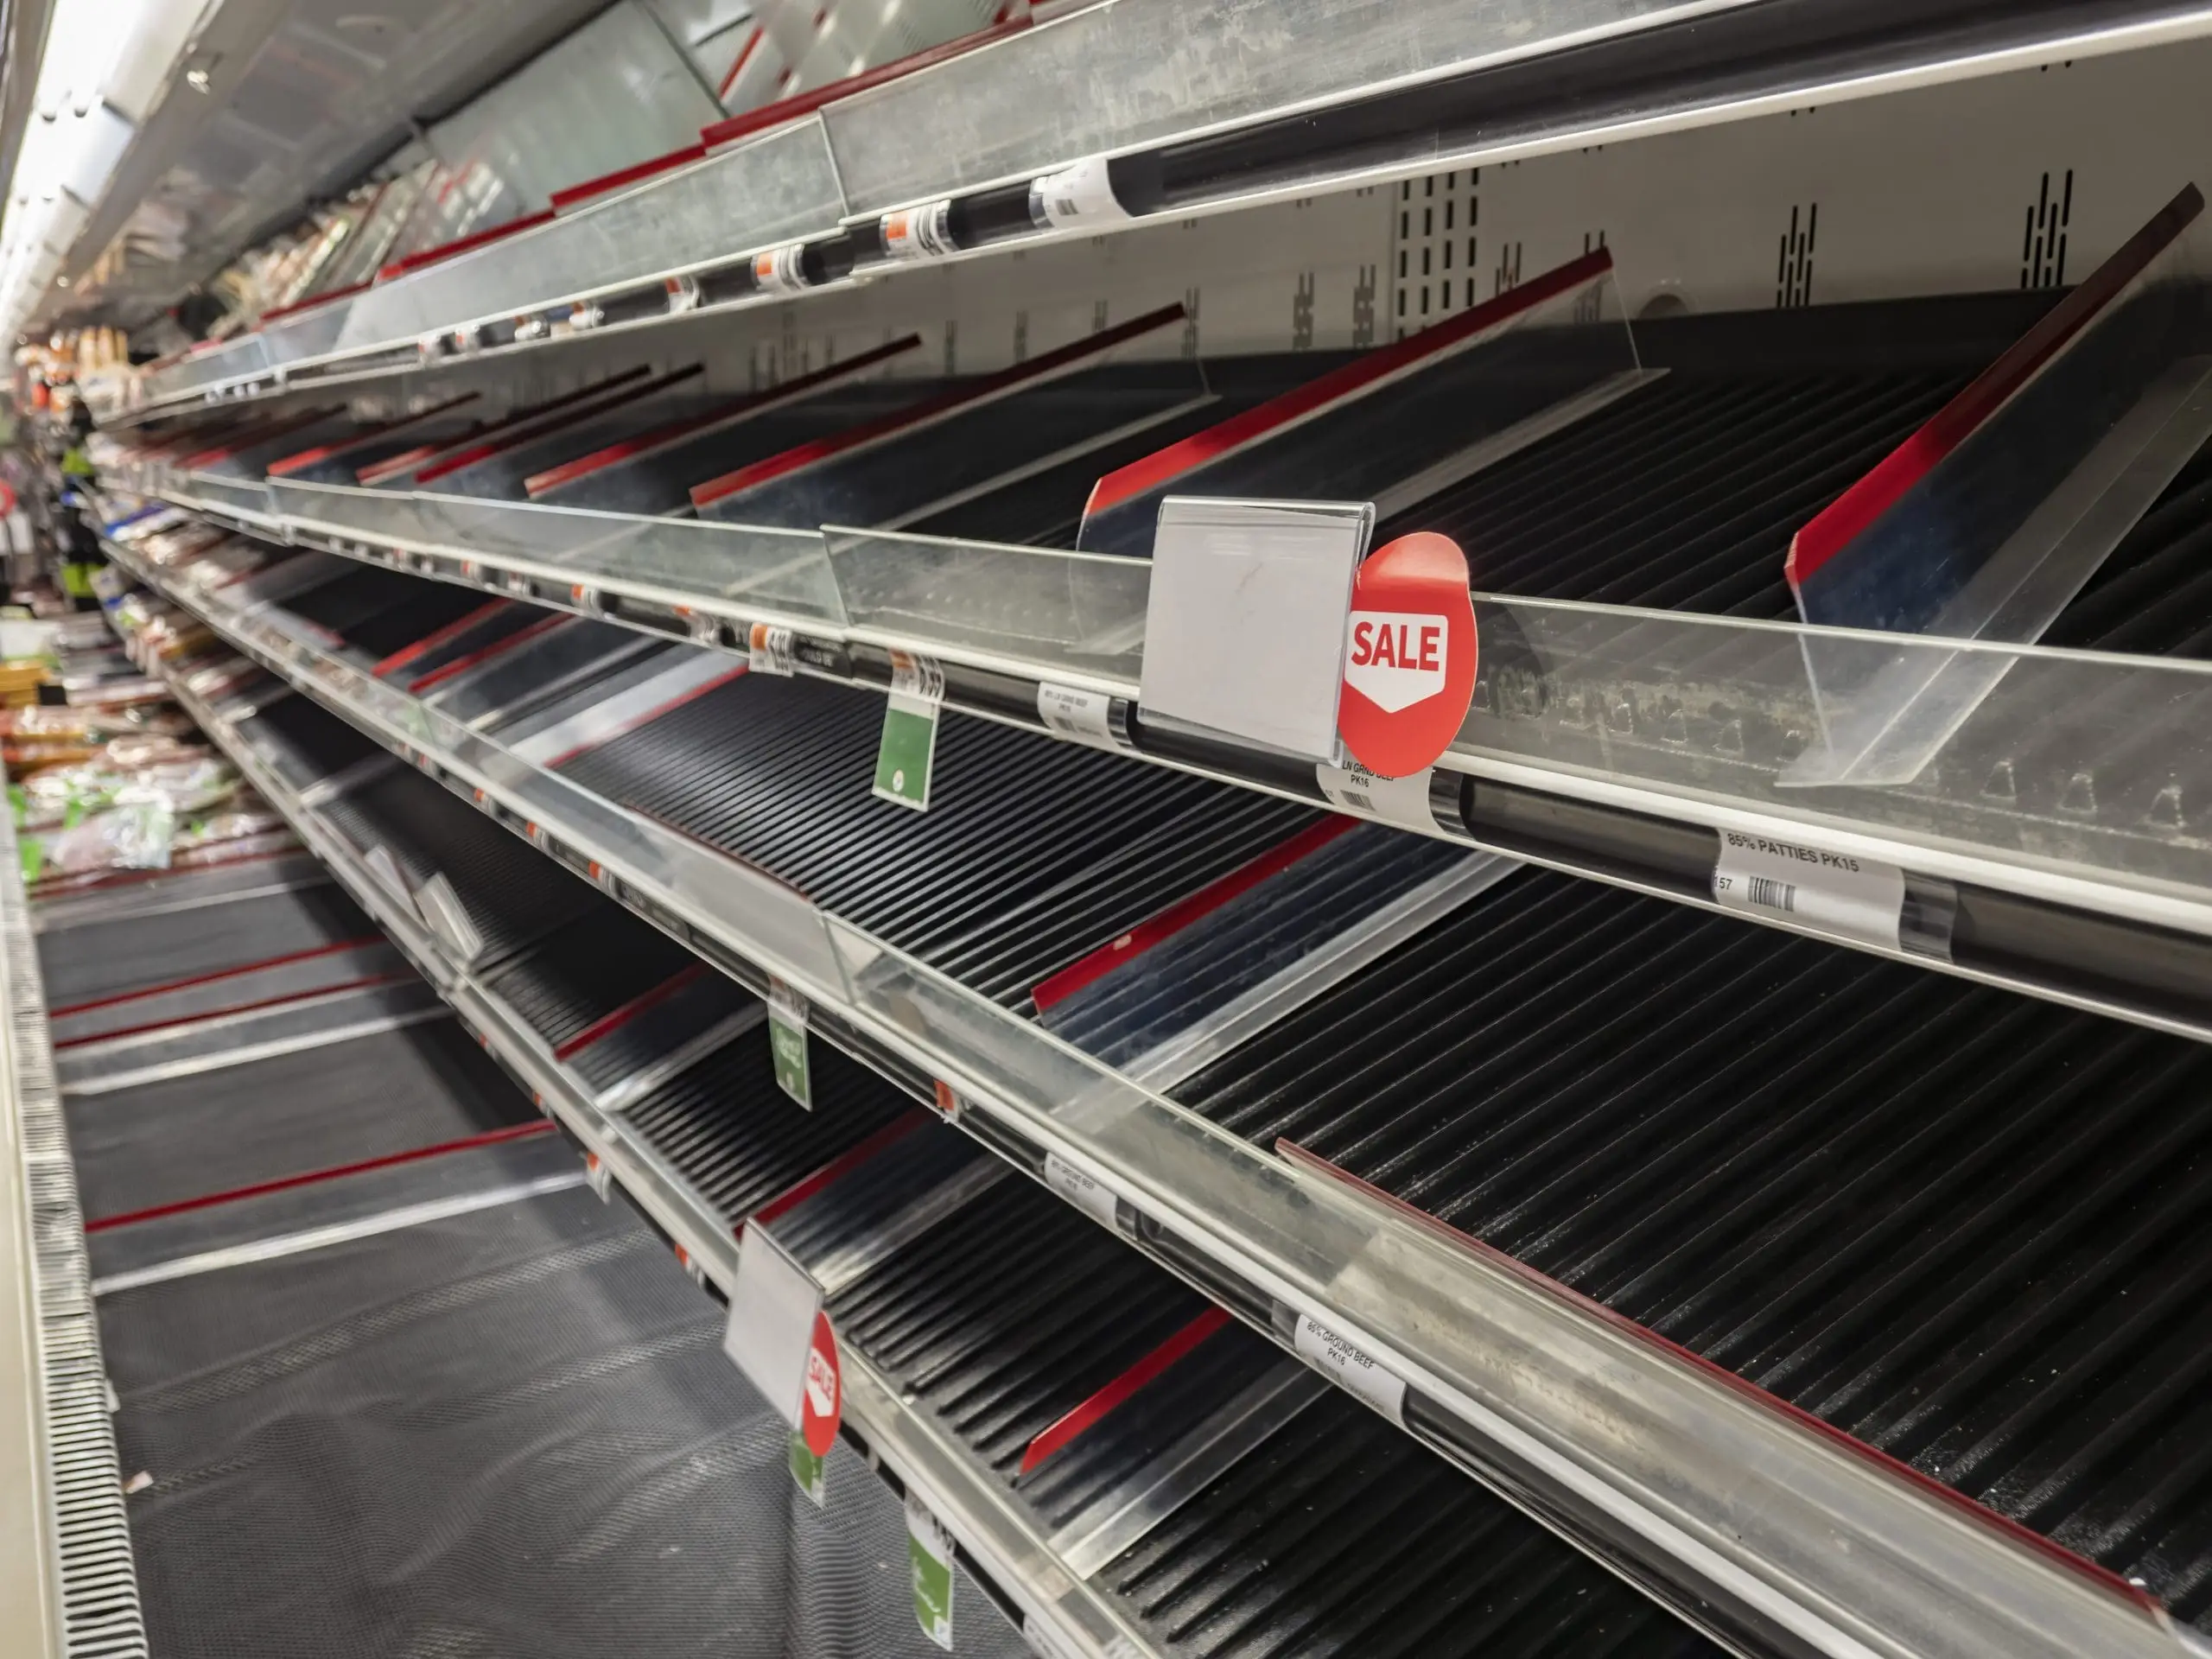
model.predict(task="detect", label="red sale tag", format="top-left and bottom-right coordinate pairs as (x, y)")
top-left (1337, 532), bottom-right (1476, 777)
top-left (800, 1311), bottom-right (842, 1458)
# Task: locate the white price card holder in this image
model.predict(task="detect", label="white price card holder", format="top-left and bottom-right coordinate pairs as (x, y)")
top-left (413, 871), bottom-right (485, 965)
top-left (1139, 498), bottom-right (1373, 763)
top-left (723, 1224), bottom-right (822, 1428)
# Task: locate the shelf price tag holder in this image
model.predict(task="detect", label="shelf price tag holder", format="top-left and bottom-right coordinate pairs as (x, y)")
top-left (766, 976), bottom-right (811, 1109)
top-left (1138, 498), bottom-right (1371, 765)
top-left (875, 650), bottom-right (946, 810)
top-left (724, 1223), bottom-right (839, 1499)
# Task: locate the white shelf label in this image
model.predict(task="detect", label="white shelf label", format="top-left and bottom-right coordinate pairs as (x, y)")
top-left (748, 621), bottom-right (795, 677)
top-left (1712, 830), bottom-right (1904, 950)
top-left (665, 274), bottom-right (702, 314)
top-left (1030, 156), bottom-right (1130, 229)
top-left (882, 199), bottom-right (957, 261)
top-left (1315, 761), bottom-right (1439, 831)
top-left (1294, 1313), bottom-right (1407, 1424)
top-left (1036, 682), bottom-right (1118, 750)
top-left (1044, 1153), bottom-right (1121, 1229)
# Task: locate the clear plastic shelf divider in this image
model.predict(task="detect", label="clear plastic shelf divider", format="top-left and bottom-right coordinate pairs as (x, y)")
top-left (1459, 592), bottom-right (2212, 925)
top-left (1786, 189), bottom-right (2212, 785)
top-left (822, 525), bottom-right (1150, 690)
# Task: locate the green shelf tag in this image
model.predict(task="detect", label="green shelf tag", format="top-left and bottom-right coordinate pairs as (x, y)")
top-left (907, 1492), bottom-right (955, 1649)
top-left (789, 1431), bottom-right (826, 1507)
top-left (767, 981), bottom-right (811, 1111)
top-left (874, 652), bottom-right (945, 812)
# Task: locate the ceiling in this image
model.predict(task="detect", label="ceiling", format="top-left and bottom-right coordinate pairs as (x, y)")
top-left (50, 0), bottom-right (615, 330)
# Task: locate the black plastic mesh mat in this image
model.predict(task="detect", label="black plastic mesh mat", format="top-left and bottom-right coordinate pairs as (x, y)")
top-left (104, 1188), bottom-right (787, 1658)
top-left (102, 1185), bottom-right (1035, 1658)
top-left (67, 1018), bottom-right (529, 1222)
top-left (39, 880), bottom-right (374, 1008)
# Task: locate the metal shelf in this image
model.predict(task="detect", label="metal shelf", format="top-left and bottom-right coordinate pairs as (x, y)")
top-left (106, 0), bottom-right (2212, 423)
top-left (143, 635), bottom-right (1160, 1659)
top-left (149, 473), bottom-right (2212, 1050)
top-left (105, 524), bottom-right (2198, 1659)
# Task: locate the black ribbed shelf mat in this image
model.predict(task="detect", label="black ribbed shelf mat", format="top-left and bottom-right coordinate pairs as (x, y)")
top-left (39, 881), bottom-right (373, 1007)
top-left (555, 674), bottom-right (1317, 1006)
top-left (830, 1179), bottom-right (1209, 1482)
top-left (1175, 868), bottom-right (2212, 1630)
top-left (622, 1031), bottom-right (912, 1225)
top-left (315, 767), bottom-right (598, 963)
top-left (479, 904), bottom-right (700, 1048)
top-left (67, 1019), bottom-right (529, 1222)
top-left (1098, 1389), bottom-right (1719, 1658)
top-left (237, 691), bottom-right (385, 784)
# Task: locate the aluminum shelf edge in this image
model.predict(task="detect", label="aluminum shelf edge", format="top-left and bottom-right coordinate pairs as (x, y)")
top-left (156, 485), bottom-right (2212, 1046)
top-left (107, 534), bottom-right (2199, 1659)
top-left (148, 647), bottom-right (1159, 1659)
top-left (0, 752), bottom-right (146, 1656)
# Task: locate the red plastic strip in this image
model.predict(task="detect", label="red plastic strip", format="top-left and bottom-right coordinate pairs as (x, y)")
top-left (1083, 247), bottom-right (1615, 522)
top-left (716, 24), bottom-right (765, 99)
top-left (1786, 183), bottom-right (2204, 588)
top-left (356, 370), bottom-right (652, 486)
top-left (524, 335), bottom-right (923, 497)
top-left (413, 363), bottom-right (703, 486)
top-left (538, 664), bottom-right (750, 770)
top-left (1019, 1307), bottom-right (1231, 1475)
top-left (747, 1110), bottom-right (935, 1230)
top-left (372, 598), bottom-right (515, 680)
top-left (692, 303), bottom-right (1184, 509)
top-left (267, 391), bottom-right (481, 477)
top-left (257, 279), bottom-right (371, 325)
top-left (1271, 1137), bottom-right (2168, 1619)
top-left (49, 935), bottom-right (387, 1020)
top-left (84, 1120), bottom-right (557, 1234)
top-left (550, 143), bottom-right (707, 213)
top-left (377, 209), bottom-right (556, 283)
top-left (700, 16), bottom-right (1028, 149)
top-left (1031, 816), bottom-right (1358, 1014)
top-left (53, 971), bottom-right (410, 1051)
top-left (406, 613), bottom-right (567, 692)
top-left (553, 963), bottom-right (709, 1061)
top-left (177, 404), bottom-right (344, 468)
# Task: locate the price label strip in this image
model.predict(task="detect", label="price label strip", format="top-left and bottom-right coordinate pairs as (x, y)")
top-left (1044, 1152), bottom-right (1122, 1230)
top-left (1294, 1311), bottom-right (1408, 1425)
top-left (584, 1151), bottom-right (612, 1202)
top-left (907, 1492), bottom-right (957, 1649)
top-left (767, 978), bottom-right (811, 1110)
top-left (748, 621), bottom-right (796, 677)
top-left (882, 199), bottom-right (957, 261)
top-left (1315, 761), bottom-right (1441, 832)
top-left (1028, 156), bottom-right (1130, 231)
top-left (874, 651), bottom-right (946, 810)
top-left (1035, 682), bottom-right (1122, 751)
top-left (1711, 830), bottom-right (1905, 950)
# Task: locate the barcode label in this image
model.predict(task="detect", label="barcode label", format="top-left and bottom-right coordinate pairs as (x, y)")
top-left (1746, 876), bottom-right (1796, 912)
top-left (1315, 761), bottom-right (1438, 831)
top-left (1028, 156), bottom-right (1130, 230)
top-left (1713, 831), bottom-right (1904, 949)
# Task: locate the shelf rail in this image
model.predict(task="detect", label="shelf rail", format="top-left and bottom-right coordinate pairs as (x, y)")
top-left (143, 472), bottom-right (2212, 1047)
